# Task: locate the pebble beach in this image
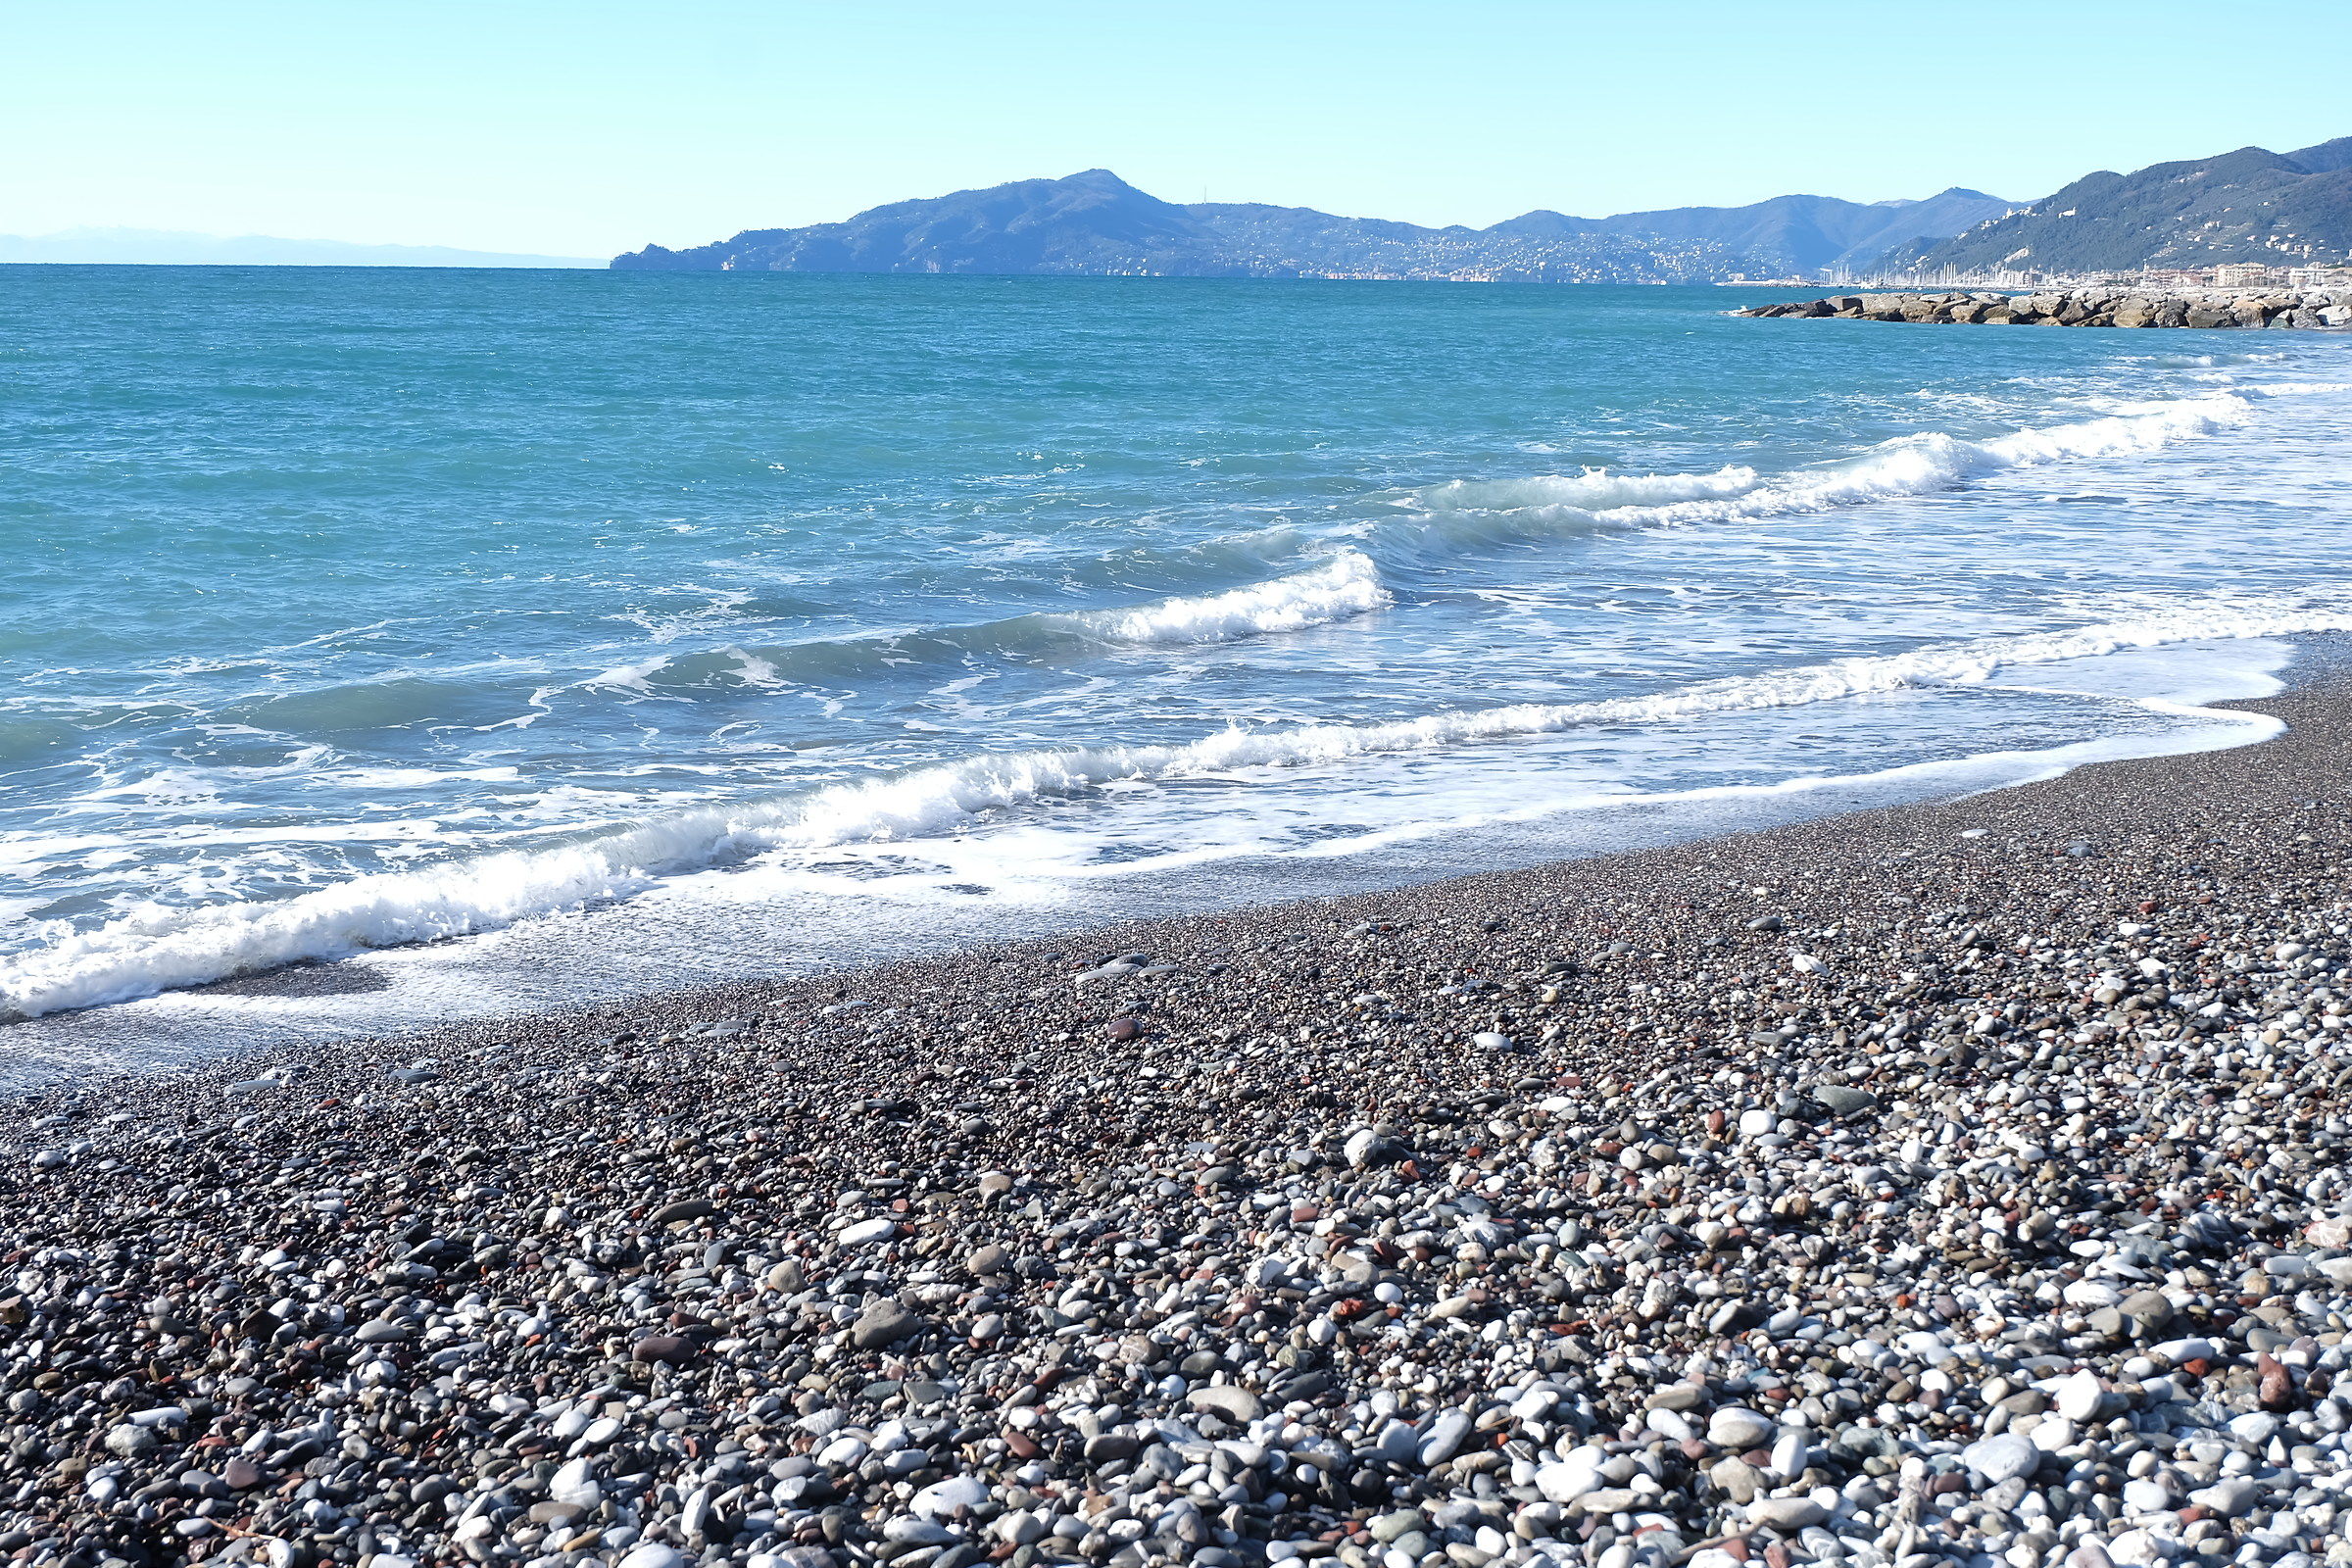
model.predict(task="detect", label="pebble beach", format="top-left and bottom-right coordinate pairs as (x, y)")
top-left (12, 659), bottom-right (2352, 1568)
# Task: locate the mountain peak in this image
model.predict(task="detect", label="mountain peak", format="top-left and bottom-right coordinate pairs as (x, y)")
top-left (2286, 135), bottom-right (2352, 174)
top-left (1897, 137), bottom-right (2352, 273)
top-left (612, 173), bottom-right (2012, 278)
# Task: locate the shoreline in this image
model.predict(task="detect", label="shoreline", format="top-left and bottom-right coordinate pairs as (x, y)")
top-left (0, 636), bottom-right (2301, 1083)
top-left (10, 656), bottom-right (2352, 1568)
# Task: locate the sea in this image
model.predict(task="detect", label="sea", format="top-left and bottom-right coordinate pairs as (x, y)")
top-left (5, 266), bottom-right (2350, 1081)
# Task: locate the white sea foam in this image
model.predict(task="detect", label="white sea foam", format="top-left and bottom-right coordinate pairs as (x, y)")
top-left (1063, 550), bottom-right (1388, 645)
top-left (1403, 383), bottom-right (2347, 542)
top-left (574, 553), bottom-right (1389, 697)
top-left (8, 594), bottom-right (2350, 1020)
top-left (1411, 467), bottom-right (1764, 514)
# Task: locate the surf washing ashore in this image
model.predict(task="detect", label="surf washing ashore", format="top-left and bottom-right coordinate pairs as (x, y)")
top-left (13, 647), bottom-right (2352, 1568)
top-left (6, 270), bottom-right (2352, 1082)
top-left (1, 267), bottom-right (2351, 1568)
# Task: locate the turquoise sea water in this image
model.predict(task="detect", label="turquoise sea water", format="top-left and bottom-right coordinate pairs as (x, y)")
top-left (4, 267), bottom-right (2350, 1070)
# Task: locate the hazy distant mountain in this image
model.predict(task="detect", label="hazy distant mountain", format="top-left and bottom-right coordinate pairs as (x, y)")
top-left (1889, 137), bottom-right (2352, 273)
top-left (612, 171), bottom-right (2012, 282)
top-left (0, 228), bottom-right (599, 268)
top-left (1518, 188), bottom-right (2015, 274)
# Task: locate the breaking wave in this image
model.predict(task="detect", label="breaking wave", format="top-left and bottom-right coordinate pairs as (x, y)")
top-left (1061, 550), bottom-right (1387, 644)
top-left (1385, 383), bottom-right (2352, 553)
top-left (586, 552), bottom-right (1388, 694)
top-left (6, 595), bottom-right (2342, 1020)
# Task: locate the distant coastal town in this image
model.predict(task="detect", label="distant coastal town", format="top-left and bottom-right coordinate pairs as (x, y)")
top-left (1788, 262), bottom-right (2352, 295)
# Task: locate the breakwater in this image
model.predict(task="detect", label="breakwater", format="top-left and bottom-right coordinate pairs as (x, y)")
top-left (1741, 287), bottom-right (2352, 328)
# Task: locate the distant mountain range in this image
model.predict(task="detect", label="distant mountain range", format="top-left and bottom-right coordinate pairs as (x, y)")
top-left (612, 171), bottom-right (2014, 283)
top-left (1890, 136), bottom-right (2352, 274)
top-left (0, 228), bottom-right (599, 268)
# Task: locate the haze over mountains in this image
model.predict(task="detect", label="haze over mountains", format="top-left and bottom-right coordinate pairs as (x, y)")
top-left (1891, 136), bottom-right (2352, 274)
top-left (612, 172), bottom-right (2013, 282)
top-left (0, 229), bottom-right (599, 269)
top-left (21, 133), bottom-right (2345, 278)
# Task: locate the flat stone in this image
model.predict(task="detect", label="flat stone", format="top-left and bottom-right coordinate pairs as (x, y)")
top-left (1747, 1496), bottom-right (1827, 1530)
top-left (2226, 1410), bottom-right (2278, 1446)
top-left (1708, 1458), bottom-right (1762, 1504)
top-left (549, 1458), bottom-right (602, 1508)
top-left (1082, 1433), bottom-right (1143, 1465)
top-left (911, 1475), bottom-right (990, 1519)
top-left (1963, 1432), bottom-right (2039, 1486)
top-left (2188, 1477), bottom-right (2261, 1518)
top-left (1707, 1406), bottom-right (1774, 1448)
top-left (1186, 1386), bottom-right (1264, 1423)
top-left (852, 1300), bottom-right (925, 1349)
top-left (1535, 1449), bottom-right (1606, 1503)
top-left (1418, 1408), bottom-right (1473, 1465)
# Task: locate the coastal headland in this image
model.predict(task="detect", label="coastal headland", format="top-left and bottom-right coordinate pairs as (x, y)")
top-left (11, 653), bottom-right (2352, 1568)
top-left (1740, 289), bottom-right (2352, 329)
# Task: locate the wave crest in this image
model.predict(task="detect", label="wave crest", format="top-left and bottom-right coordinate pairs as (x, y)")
top-left (1391, 384), bottom-right (2323, 552)
top-left (7, 594), bottom-right (2344, 1020)
top-left (1063, 550), bottom-right (1387, 645)
top-left (583, 552), bottom-right (1390, 696)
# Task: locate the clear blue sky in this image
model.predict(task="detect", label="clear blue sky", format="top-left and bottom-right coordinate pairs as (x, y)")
top-left (5, 0), bottom-right (2342, 258)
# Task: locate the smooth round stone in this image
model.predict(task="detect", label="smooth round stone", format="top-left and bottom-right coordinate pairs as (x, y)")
top-left (1963, 1433), bottom-right (2039, 1486)
top-left (1708, 1406), bottom-right (1775, 1448)
top-left (2228, 1411), bottom-right (2279, 1446)
top-left (2052, 1369), bottom-right (2104, 1422)
top-left (1647, 1408), bottom-right (1694, 1443)
top-left (1746, 1496), bottom-right (1827, 1530)
top-left (911, 1475), bottom-right (990, 1518)
top-left (548, 1458), bottom-right (602, 1507)
top-left (1187, 1385), bottom-right (1264, 1423)
top-left (1535, 1448), bottom-right (1607, 1503)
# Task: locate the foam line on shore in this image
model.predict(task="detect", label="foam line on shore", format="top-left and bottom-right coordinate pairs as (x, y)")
top-left (6, 598), bottom-right (2347, 1020)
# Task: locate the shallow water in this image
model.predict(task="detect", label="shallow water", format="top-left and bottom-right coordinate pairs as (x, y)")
top-left (4, 268), bottom-right (2349, 1075)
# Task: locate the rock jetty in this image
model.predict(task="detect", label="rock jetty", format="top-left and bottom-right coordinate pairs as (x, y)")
top-left (11, 673), bottom-right (2352, 1568)
top-left (1740, 289), bottom-right (2352, 329)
